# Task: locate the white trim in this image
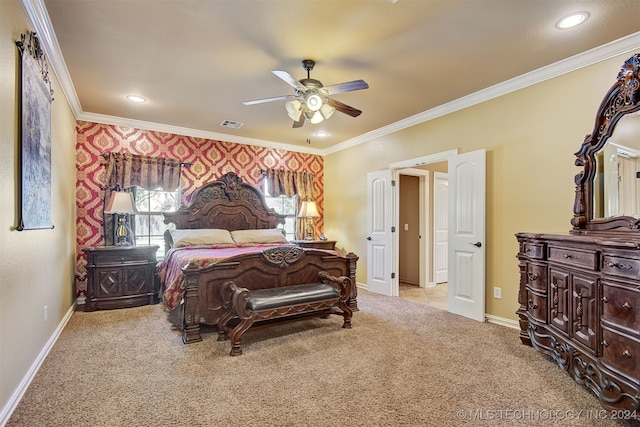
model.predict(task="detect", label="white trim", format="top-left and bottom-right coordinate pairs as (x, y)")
top-left (79, 112), bottom-right (325, 156)
top-left (389, 150), bottom-right (457, 170)
top-left (0, 303), bottom-right (77, 425)
top-left (485, 314), bottom-right (520, 330)
top-left (324, 32), bottom-right (640, 155)
top-left (20, 0), bottom-right (640, 156)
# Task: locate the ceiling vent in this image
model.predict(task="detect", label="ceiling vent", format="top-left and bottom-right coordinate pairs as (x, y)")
top-left (220, 120), bottom-right (243, 129)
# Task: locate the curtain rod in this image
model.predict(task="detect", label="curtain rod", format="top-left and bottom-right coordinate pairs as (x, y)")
top-left (100, 153), bottom-right (192, 167)
top-left (259, 168), bottom-right (314, 177)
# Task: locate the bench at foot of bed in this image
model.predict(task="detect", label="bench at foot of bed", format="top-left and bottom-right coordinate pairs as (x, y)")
top-left (217, 271), bottom-right (353, 356)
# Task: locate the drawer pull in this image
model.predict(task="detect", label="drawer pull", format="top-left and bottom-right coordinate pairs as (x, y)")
top-left (602, 340), bottom-right (609, 347)
top-left (602, 296), bottom-right (609, 303)
top-left (623, 349), bottom-right (632, 358)
top-left (527, 272), bottom-right (539, 281)
top-left (623, 302), bottom-right (632, 310)
top-left (605, 261), bottom-right (633, 270)
top-left (563, 254), bottom-right (573, 259)
top-left (527, 298), bottom-right (538, 310)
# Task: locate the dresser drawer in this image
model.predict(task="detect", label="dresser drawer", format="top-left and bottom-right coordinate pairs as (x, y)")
top-left (523, 242), bottom-right (545, 260)
top-left (602, 254), bottom-right (640, 281)
top-left (525, 287), bottom-right (547, 323)
top-left (602, 281), bottom-right (640, 333)
top-left (548, 246), bottom-right (598, 271)
top-left (526, 263), bottom-right (547, 292)
top-left (602, 327), bottom-right (640, 377)
top-left (93, 252), bottom-right (151, 265)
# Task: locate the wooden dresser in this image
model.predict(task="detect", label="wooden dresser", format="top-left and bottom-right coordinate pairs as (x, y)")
top-left (516, 233), bottom-right (640, 411)
top-left (83, 245), bottom-right (159, 311)
top-left (516, 54), bottom-right (640, 413)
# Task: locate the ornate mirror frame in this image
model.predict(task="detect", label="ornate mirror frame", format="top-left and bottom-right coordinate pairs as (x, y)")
top-left (571, 53), bottom-right (640, 235)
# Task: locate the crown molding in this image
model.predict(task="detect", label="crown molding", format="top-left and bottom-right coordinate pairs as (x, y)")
top-left (21, 0), bottom-right (640, 157)
top-left (79, 112), bottom-right (325, 156)
top-left (323, 31), bottom-right (640, 156)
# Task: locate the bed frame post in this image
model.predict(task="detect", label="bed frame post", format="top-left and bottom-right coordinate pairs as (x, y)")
top-left (182, 265), bottom-right (202, 344)
top-left (345, 252), bottom-right (359, 311)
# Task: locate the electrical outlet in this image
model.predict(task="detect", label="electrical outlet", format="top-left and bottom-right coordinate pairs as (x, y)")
top-left (493, 287), bottom-right (502, 299)
top-left (43, 305), bottom-right (48, 322)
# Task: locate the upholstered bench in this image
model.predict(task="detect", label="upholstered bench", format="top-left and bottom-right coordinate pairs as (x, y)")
top-left (217, 271), bottom-right (353, 356)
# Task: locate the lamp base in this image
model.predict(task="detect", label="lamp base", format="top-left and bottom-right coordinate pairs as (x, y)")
top-left (305, 222), bottom-right (315, 240)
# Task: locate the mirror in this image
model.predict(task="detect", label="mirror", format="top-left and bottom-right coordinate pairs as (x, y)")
top-left (593, 113), bottom-right (640, 219)
top-left (571, 53), bottom-right (640, 234)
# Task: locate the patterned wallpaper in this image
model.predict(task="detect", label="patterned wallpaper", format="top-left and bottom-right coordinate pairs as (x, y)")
top-left (75, 121), bottom-right (324, 295)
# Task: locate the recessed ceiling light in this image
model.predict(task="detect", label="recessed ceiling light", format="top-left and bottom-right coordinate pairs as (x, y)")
top-left (126, 95), bottom-right (146, 103)
top-left (556, 12), bottom-right (589, 30)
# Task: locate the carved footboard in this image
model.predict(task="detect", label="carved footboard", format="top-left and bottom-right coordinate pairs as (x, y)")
top-left (180, 246), bottom-right (358, 344)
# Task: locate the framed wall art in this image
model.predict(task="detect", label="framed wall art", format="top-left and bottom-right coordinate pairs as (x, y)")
top-left (15, 31), bottom-right (54, 230)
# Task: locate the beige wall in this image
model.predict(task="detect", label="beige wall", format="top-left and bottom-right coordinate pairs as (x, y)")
top-left (0, 0), bottom-right (76, 419)
top-left (324, 50), bottom-right (638, 321)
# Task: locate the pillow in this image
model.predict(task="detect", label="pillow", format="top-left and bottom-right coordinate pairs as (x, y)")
top-left (230, 228), bottom-right (288, 244)
top-left (170, 229), bottom-right (235, 247)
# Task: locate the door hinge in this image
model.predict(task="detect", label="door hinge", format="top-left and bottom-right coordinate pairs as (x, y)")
top-left (391, 272), bottom-right (396, 279)
top-left (391, 226), bottom-right (396, 232)
top-left (391, 180), bottom-right (396, 186)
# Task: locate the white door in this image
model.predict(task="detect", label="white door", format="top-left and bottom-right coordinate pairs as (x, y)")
top-left (366, 170), bottom-right (395, 296)
top-left (433, 172), bottom-right (448, 284)
top-left (447, 149), bottom-right (486, 321)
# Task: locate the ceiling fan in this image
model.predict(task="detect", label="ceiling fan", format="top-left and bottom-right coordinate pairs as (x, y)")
top-left (243, 59), bottom-right (369, 128)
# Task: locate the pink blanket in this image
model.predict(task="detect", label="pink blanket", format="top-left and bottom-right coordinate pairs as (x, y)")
top-left (158, 243), bottom-right (295, 310)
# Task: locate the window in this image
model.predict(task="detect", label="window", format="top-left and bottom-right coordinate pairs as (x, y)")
top-left (133, 187), bottom-right (180, 257)
top-left (263, 183), bottom-right (298, 240)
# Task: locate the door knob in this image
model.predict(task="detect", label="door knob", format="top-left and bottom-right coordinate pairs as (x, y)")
top-left (366, 237), bottom-right (372, 241)
top-left (469, 242), bottom-right (482, 248)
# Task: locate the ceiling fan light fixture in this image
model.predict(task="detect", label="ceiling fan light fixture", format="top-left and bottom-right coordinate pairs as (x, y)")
top-left (305, 93), bottom-right (323, 112)
top-left (309, 110), bottom-right (325, 125)
top-left (320, 103), bottom-right (335, 120)
top-left (285, 99), bottom-right (302, 121)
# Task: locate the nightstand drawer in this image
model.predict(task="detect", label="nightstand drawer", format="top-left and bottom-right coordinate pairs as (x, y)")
top-left (291, 240), bottom-right (336, 250)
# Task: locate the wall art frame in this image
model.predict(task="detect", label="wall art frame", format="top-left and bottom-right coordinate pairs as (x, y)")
top-left (15, 31), bottom-right (54, 230)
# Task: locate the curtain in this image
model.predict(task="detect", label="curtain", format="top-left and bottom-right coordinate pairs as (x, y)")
top-left (264, 168), bottom-right (316, 240)
top-left (103, 153), bottom-right (182, 245)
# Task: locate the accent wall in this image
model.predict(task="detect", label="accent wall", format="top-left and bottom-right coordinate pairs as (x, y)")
top-left (74, 121), bottom-right (324, 294)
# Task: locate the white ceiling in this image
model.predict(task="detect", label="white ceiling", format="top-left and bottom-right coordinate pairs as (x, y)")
top-left (29, 0), bottom-right (640, 153)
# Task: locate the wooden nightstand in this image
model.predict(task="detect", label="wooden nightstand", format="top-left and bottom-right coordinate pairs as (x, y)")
top-left (291, 239), bottom-right (337, 250)
top-left (83, 245), bottom-right (159, 311)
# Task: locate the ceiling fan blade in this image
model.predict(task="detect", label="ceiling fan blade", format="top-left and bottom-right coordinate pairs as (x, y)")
top-left (272, 70), bottom-right (308, 92)
top-left (323, 79), bottom-right (369, 95)
top-left (292, 104), bottom-right (306, 128)
top-left (243, 94), bottom-right (295, 105)
top-left (327, 98), bottom-right (362, 117)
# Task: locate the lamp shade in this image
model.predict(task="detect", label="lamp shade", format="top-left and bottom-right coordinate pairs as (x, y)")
top-left (298, 200), bottom-right (319, 218)
top-left (104, 191), bottom-right (137, 214)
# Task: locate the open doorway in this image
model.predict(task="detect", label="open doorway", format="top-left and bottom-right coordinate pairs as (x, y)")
top-left (366, 148), bottom-right (485, 321)
top-left (398, 162), bottom-right (448, 310)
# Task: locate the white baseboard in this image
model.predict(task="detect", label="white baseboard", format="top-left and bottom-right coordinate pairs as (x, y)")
top-left (0, 301), bottom-right (77, 426)
top-left (485, 314), bottom-right (520, 329)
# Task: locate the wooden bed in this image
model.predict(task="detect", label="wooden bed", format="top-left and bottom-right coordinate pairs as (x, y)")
top-left (158, 172), bottom-right (359, 344)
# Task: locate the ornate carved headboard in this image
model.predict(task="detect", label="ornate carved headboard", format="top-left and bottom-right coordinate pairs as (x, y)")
top-left (163, 172), bottom-right (286, 249)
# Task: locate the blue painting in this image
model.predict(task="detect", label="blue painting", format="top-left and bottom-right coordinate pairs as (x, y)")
top-left (17, 32), bottom-right (53, 230)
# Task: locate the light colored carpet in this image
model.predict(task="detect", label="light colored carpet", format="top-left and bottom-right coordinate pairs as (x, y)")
top-left (7, 291), bottom-right (632, 426)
